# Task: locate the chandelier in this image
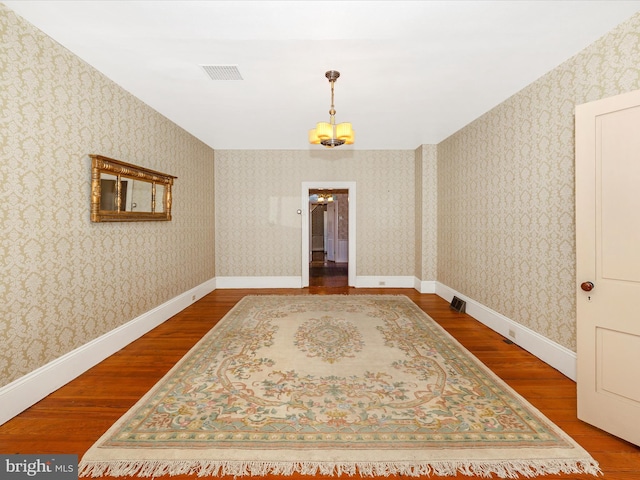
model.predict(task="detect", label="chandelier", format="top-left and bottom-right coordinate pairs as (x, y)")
top-left (308, 70), bottom-right (355, 147)
top-left (310, 192), bottom-right (334, 203)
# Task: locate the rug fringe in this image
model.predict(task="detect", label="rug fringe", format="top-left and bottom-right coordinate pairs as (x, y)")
top-left (79, 458), bottom-right (602, 478)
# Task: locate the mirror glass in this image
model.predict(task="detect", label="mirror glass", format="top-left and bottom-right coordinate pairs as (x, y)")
top-left (128, 179), bottom-right (153, 212)
top-left (156, 184), bottom-right (166, 213)
top-left (100, 174), bottom-right (119, 211)
top-left (90, 154), bottom-right (176, 222)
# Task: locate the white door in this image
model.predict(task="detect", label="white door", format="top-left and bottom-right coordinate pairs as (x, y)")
top-left (326, 202), bottom-right (335, 262)
top-left (575, 89), bottom-right (640, 447)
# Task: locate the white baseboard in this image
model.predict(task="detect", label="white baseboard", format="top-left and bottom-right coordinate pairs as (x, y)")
top-left (216, 276), bottom-right (302, 289)
top-left (0, 278), bottom-right (217, 427)
top-left (215, 276), bottom-right (420, 290)
top-left (216, 275), bottom-right (424, 291)
top-left (435, 282), bottom-right (577, 381)
top-left (2, 277), bottom-right (576, 427)
top-left (216, 276), bottom-right (429, 291)
top-left (356, 276), bottom-right (415, 288)
top-left (414, 278), bottom-right (436, 293)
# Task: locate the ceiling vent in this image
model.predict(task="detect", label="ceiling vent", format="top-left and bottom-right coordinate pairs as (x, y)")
top-left (200, 65), bottom-right (243, 81)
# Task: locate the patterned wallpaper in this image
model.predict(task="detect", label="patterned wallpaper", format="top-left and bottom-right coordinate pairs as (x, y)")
top-left (214, 150), bottom-right (415, 277)
top-left (4, 0), bottom-right (638, 392)
top-left (415, 145), bottom-right (438, 282)
top-left (414, 148), bottom-right (423, 279)
top-left (336, 193), bottom-right (349, 242)
top-left (437, 13), bottom-right (640, 350)
top-left (0, 5), bottom-right (215, 387)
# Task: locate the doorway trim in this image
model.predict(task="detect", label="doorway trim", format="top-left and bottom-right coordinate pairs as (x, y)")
top-left (301, 181), bottom-right (356, 287)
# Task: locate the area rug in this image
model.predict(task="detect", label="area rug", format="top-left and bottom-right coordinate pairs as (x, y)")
top-left (79, 295), bottom-right (600, 478)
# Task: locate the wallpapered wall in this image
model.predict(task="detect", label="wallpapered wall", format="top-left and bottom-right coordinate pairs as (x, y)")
top-left (336, 193), bottom-right (349, 242)
top-left (214, 150), bottom-right (415, 278)
top-left (0, 5), bottom-right (215, 387)
top-left (437, 13), bottom-right (640, 351)
top-left (4, 1), bottom-right (638, 393)
top-left (415, 145), bottom-right (438, 282)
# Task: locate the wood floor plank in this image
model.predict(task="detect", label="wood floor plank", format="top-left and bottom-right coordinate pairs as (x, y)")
top-left (1, 288), bottom-right (638, 479)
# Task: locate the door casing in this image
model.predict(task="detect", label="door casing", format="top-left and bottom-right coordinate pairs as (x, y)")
top-left (301, 181), bottom-right (356, 287)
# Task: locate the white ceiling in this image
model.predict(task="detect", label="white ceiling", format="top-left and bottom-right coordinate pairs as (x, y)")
top-left (5, 1), bottom-right (640, 150)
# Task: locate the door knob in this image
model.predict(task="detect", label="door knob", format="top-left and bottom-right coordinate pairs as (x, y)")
top-left (580, 281), bottom-right (594, 292)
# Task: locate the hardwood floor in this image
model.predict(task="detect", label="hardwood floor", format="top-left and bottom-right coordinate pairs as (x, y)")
top-left (1, 288), bottom-right (638, 479)
top-left (309, 253), bottom-right (348, 287)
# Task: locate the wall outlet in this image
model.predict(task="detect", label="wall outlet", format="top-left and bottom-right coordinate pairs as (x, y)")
top-left (508, 329), bottom-right (516, 339)
top-left (379, 281), bottom-right (386, 286)
top-left (192, 294), bottom-right (196, 301)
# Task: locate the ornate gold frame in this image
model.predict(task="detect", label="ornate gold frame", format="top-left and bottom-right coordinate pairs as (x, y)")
top-left (90, 154), bottom-right (177, 222)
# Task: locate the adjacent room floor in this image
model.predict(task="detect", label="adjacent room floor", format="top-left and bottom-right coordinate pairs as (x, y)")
top-left (309, 252), bottom-right (348, 287)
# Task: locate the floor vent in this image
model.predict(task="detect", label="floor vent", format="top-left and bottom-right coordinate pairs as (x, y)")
top-left (450, 296), bottom-right (466, 313)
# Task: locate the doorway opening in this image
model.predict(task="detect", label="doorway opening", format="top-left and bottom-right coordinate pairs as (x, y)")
top-left (301, 182), bottom-right (356, 287)
top-left (309, 189), bottom-right (348, 287)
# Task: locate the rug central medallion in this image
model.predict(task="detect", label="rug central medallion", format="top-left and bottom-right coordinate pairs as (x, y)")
top-left (294, 316), bottom-right (363, 363)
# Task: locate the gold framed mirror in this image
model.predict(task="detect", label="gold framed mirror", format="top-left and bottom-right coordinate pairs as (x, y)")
top-left (90, 154), bottom-right (177, 222)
